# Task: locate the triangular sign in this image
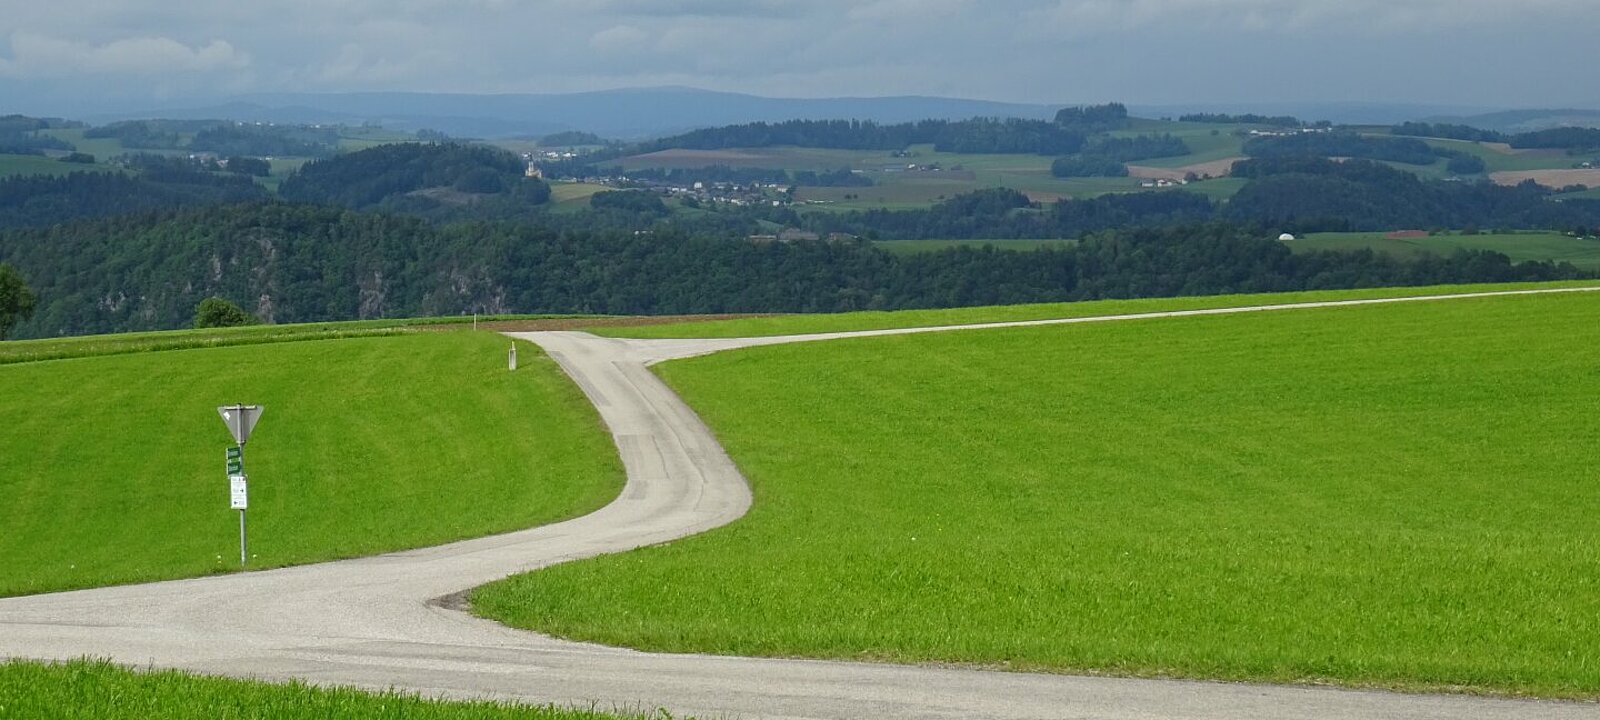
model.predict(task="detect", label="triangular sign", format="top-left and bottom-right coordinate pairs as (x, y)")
top-left (217, 405), bottom-right (265, 446)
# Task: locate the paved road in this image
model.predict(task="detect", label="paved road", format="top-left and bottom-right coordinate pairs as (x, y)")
top-left (3, 287), bottom-right (1597, 719)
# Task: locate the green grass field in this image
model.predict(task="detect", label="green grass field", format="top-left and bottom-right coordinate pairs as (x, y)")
top-left (478, 289), bottom-right (1600, 697)
top-left (0, 659), bottom-right (674, 720)
top-left (1414, 137), bottom-right (1581, 174)
top-left (0, 330), bottom-right (621, 597)
top-left (0, 314), bottom-right (586, 364)
top-left (1295, 231), bottom-right (1600, 269)
top-left (37, 128), bottom-right (129, 160)
top-left (621, 143), bottom-right (1248, 210)
top-left (0, 153), bottom-right (117, 178)
top-left (589, 280), bottom-right (1600, 338)
top-left (548, 181), bottom-right (613, 212)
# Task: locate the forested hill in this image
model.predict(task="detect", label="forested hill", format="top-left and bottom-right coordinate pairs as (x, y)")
top-left (279, 142), bottom-right (551, 218)
top-left (0, 202), bottom-right (1584, 339)
top-left (783, 160), bottom-right (1600, 240)
top-left (0, 169), bottom-right (266, 230)
top-left (629, 103), bottom-right (1137, 156)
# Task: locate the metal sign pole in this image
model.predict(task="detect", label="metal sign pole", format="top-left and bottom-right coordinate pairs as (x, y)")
top-left (217, 404), bottom-right (263, 569)
top-left (238, 443), bottom-right (247, 567)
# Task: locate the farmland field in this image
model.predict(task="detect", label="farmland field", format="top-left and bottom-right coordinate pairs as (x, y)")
top-left (1490, 169), bottom-right (1600, 189)
top-left (480, 289), bottom-right (1600, 697)
top-left (0, 153), bottom-right (117, 178)
top-left (0, 659), bottom-right (668, 720)
top-left (548, 181), bottom-right (613, 210)
top-left (590, 280), bottom-right (1600, 338)
top-left (618, 144), bottom-right (1248, 208)
top-left (1294, 231), bottom-right (1600, 269)
top-left (0, 330), bottom-right (621, 597)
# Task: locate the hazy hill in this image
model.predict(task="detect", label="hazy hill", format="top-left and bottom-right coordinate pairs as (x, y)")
top-left (1420, 109), bottom-right (1600, 133)
top-left (88, 87), bottom-right (1062, 139)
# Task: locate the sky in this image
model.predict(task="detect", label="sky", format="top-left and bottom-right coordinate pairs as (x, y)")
top-left (2, 0), bottom-right (1598, 112)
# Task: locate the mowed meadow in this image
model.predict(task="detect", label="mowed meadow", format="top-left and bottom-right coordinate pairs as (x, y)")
top-left (0, 331), bottom-right (622, 597)
top-left (0, 659), bottom-right (678, 720)
top-left (478, 290), bottom-right (1600, 697)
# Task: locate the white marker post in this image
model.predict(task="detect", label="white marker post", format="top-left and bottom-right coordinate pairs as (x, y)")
top-left (508, 342), bottom-right (518, 371)
top-left (217, 404), bottom-right (264, 567)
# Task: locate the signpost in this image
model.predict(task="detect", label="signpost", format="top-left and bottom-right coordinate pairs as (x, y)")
top-left (217, 405), bottom-right (264, 567)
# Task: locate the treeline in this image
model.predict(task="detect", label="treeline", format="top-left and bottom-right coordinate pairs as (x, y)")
top-left (1053, 103), bottom-right (1131, 132)
top-left (1243, 131), bottom-right (1439, 165)
top-left (636, 117), bottom-right (1089, 156)
top-left (794, 188), bottom-right (1214, 239)
top-left (0, 170), bottom-right (266, 230)
top-left (84, 119), bottom-right (340, 156)
top-left (540, 131), bottom-right (611, 146)
top-left (616, 165), bottom-right (872, 187)
top-left (0, 115), bottom-right (77, 155)
top-left (1, 202), bottom-right (1584, 338)
top-left (1391, 122), bottom-right (1506, 143)
top-left (1180, 112), bottom-right (1304, 127)
top-left (187, 124), bottom-right (340, 158)
top-left (1224, 157), bottom-right (1600, 232)
top-left (279, 142), bottom-right (550, 212)
top-left (1050, 134), bottom-right (1191, 177)
top-left (1509, 127), bottom-right (1600, 151)
top-left (1392, 122), bottom-right (1600, 152)
top-left (789, 159), bottom-right (1600, 239)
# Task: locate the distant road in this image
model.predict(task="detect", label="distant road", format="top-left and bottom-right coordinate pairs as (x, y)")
top-left (2, 286), bottom-right (1598, 719)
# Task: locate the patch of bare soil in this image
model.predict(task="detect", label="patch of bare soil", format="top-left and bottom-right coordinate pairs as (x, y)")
top-left (1489, 169), bottom-right (1600, 188)
top-left (1125, 157), bottom-right (1244, 181)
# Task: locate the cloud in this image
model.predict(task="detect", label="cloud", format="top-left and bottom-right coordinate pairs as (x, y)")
top-left (0, 32), bottom-right (248, 78)
top-left (1, 1), bottom-right (1598, 109)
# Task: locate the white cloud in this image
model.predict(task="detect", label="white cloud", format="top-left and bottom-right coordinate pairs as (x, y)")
top-left (0, 32), bottom-right (248, 78)
top-left (2, 0), bottom-right (1598, 108)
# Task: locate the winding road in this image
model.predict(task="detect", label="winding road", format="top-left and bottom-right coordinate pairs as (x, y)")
top-left (3, 287), bottom-right (1598, 719)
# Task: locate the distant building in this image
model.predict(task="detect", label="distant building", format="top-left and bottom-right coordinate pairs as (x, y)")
top-left (525, 161), bottom-right (543, 179)
top-left (1278, 233), bottom-right (1296, 241)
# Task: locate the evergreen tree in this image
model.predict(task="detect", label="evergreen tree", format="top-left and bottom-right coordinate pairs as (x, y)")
top-left (0, 262), bottom-right (36, 340)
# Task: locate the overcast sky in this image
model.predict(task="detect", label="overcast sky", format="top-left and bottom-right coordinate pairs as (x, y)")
top-left (3, 0), bottom-right (1597, 111)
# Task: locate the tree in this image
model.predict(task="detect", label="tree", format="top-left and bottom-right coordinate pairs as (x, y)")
top-left (0, 262), bottom-right (35, 339)
top-left (194, 296), bottom-right (256, 328)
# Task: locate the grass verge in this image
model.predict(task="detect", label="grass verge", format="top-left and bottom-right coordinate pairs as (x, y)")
top-left (479, 290), bottom-right (1600, 697)
top-left (588, 280), bottom-right (1600, 338)
top-left (0, 331), bottom-right (621, 597)
top-left (0, 314), bottom-right (592, 365)
top-left (0, 659), bottom-right (677, 719)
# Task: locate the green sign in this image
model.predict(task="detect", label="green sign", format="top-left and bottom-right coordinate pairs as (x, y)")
top-left (226, 446), bottom-right (243, 474)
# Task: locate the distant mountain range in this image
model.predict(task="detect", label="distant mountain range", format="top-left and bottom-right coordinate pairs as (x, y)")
top-left (1419, 108), bottom-right (1600, 133)
top-left (88, 87), bottom-right (1063, 140)
top-left (8, 85), bottom-right (1593, 139)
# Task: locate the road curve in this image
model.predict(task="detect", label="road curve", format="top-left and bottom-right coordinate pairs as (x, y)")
top-left (2, 286), bottom-right (1598, 719)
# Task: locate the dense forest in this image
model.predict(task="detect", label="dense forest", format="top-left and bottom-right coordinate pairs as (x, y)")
top-left (1223, 157), bottom-right (1600, 232)
top-left (0, 115), bottom-right (78, 155)
top-left (628, 104), bottom-right (1135, 157)
top-left (615, 165), bottom-right (872, 188)
top-left (1242, 132), bottom-right (1440, 165)
top-left (3, 109), bottom-right (1600, 339)
top-left (84, 119), bottom-right (341, 156)
top-left (1179, 113), bottom-right (1305, 127)
top-left (279, 142), bottom-right (552, 219)
top-left (0, 170), bottom-right (267, 229)
top-left (1390, 122), bottom-right (1507, 143)
top-left (0, 201), bottom-right (1584, 338)
top-left (631, 117), bottom-right (1089, 156)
